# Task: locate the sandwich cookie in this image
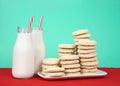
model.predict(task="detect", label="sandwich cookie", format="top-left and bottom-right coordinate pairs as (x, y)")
top-left (80, 57), bottom-right (97, 62)
top-left (65, 68), bottom-right (80, 73)
top-left (59, 44), bottom-right (75, 49)
top-left (65, 72), bottom-right (81, 76)
top-left (58, 44), bottom-right (75, 56)
top-left (42, 67), bottom-right (65, 77)
top-left (60, 60), bottom-right (79, 65)
top-left (42, 58), bottom-right (60, 71)
top-left (78, 49), bottom-right (96, 54)
top-left (80, 65), bottom-right (98, 69)
top-left (81, 68), bottom-right (97, 74)
top-left (62, 64), bottom-right (80, 69)
top-left (74, 39), bottom-right (90, 43)
top-left (59, 48), bottom-right (74, 53)
top-left (78, 40), bottom-right (96, 46)
top-left (78, 53), bottom-right (96, 59)
top-left (80, 61), bottom-right (98, 66)
top-left (72, 29), bottom-right (89, 36)
top-left (60, 55), bottom-right (79, 61)
top-left (78, 45), bottom-right (96, 50)
top-left (77, 40), bottom-right (96, 50)
top-left (42, 58), bottom-right (59, 65)
top-left (75, 34), bottom-right (91, 39)
top-left (42, 64), bottom-right (58, 70)
top-left (74, 39), bottom-right (90, 46)
top-left (59, 52), bottom-right (73, 57)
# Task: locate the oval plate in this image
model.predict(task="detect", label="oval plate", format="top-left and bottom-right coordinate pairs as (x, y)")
top-left (37, 70), bottom-right (107, 80)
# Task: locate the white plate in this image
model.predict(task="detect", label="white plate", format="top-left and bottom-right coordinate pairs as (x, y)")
top-left (37, 70), bottom-right (107, 80)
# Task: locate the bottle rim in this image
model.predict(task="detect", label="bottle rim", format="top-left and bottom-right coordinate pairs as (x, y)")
top-left (17, 27), bottom-right (32, 33)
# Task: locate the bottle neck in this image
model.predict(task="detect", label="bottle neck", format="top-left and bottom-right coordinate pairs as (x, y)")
top-left (31, 29), bottom-right (44, 44)
top-left (32, 29), bottom-right (43, 39)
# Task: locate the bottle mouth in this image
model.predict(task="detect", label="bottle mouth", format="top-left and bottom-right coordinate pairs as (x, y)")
top-left (17, 27), bottom-right (31, 33)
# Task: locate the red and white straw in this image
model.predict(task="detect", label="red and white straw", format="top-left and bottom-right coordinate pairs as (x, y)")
top-left (27, 16), bottom-right (34, 33)
top-left (38, 16), bottom-right (44, 30)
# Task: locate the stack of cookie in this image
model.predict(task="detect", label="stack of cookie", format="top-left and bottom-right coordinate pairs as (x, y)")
top-left (78, 40), bottom-right (98, 74)
top-left (72, 29), bottom-right (91, 54)
top-left (72, 29), bottom-right (91, 46)
top-left (60, 55), bottom-right (81, 76)
top-left (58, 44), bottom-right (75, 56)
top-left (42, 58), bottom-right (60, 72)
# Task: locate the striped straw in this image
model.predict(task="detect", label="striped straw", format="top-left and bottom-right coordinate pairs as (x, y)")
top-left (38, 16), bottom-right (44, 30)
top-left (27, 16), bottom-right (34, 33)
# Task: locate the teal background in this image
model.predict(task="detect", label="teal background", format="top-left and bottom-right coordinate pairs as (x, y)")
top-left (0, 0), bottom-right (120, 68)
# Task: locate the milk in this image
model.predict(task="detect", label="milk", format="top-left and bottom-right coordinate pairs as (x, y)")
top-left (32, 28), bottom-right (45, 73)
top-left (12, 28), bottom-right (34, 78)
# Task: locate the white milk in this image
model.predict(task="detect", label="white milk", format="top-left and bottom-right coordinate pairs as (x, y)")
top-left (32, 29), bottom-right (45, 73)
top-left (12, 28), bottom-right (34, 79)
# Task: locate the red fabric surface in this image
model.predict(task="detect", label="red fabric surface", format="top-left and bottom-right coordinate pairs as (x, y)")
top-left (0, 68), bottom-right (120, 86)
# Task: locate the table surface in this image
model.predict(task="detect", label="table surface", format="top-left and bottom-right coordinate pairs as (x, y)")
top-left (0, 68), bottom-right (120, 86)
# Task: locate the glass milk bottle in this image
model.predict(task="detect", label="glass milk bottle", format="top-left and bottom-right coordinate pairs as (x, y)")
top-left (31, 28), bottom-right (45, 73)
top-left (12, 27), bottom-right (34, 79)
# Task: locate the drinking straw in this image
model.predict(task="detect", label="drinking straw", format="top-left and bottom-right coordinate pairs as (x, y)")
top-left (38, 16), bottom-right (44, 30)
top-left (27, 16), bottom-right (34, 33)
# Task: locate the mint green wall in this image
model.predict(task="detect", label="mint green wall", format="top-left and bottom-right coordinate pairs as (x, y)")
top-left (0, 0), bottom-right (120, 68)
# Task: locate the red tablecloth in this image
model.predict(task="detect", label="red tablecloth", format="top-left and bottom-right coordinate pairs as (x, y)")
top-left (0, 68), bottom-right (120, 86)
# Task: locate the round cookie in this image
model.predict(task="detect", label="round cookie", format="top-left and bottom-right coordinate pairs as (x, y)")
top-left (59, 44), bottom-right (75, 49)
top-left (60, 55), bottom-right (79, 61)
top-left (42, 58), bottom-right (59, 65)
top-left (82, 72), bottom-right (97, 75)
top-left (80, 57), bottom-right (97, 62)
top-left (43, 67), bottom-right (65, 73)
top-left (80, 61), bottom-right (98, 66)
top-left (42, 64), bottom-right (59, 70)
top-left (60, 60), bottom-right (79, 65)
top-left (62, 64), bottom-right (80, 68)
top-left (74, 38), bottom-right (90, 42)
top-left (74, 39), bottom-right (90, 45)
top-left (78, 40), bottom-right (96, 46)
top-left (44, 72), bottom-right (65, 77)
top-left (59, 52), bottom-right (74, 54)
top-left (73, 29), bottom-right (88, 36)
top-left (65, 68), bottom-right (80, 73)
top-left (80, 64), bottom-right (98, 69)
top-left (80, 65), bottom-right (98, 69)
top-left (58, 53), bottom-right (73, 57)
top-left (78, 53), bottom-right (96, 58)
top-left (66, 72), bottom-right (81, 76)
top-left (78, 45), bottom-right (96, 50)
top-left (75, 34), bottom-right (91, 39)
top-left (59, 48), bottom-right (74, 53)
top-left (78, 49), bottom-right (96, 54)
top-left (81, 68), bottom-right (97, 73)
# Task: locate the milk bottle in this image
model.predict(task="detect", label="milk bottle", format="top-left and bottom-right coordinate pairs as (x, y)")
top-left (32, 28), bottom-right (45, 73)
top-left (12, 27), bottom-right (34, 78)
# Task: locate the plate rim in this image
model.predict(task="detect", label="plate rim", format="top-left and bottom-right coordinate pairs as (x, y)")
top-left (37, 69), bottom-right (107, 80)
